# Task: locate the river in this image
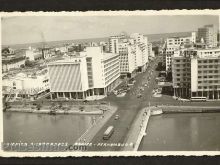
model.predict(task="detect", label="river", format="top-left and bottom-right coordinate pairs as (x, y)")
top-left (139, 113), bottom-right (220, 151)
top-left (3, 112), bottom-right (98, 144)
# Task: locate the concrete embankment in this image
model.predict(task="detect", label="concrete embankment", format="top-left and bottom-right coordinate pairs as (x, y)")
top-left (160, 106), bottom-right (220, 113)
top-left (122, 107), bottom-right (151, 151)
top-left (5, 104), bottom-right (111, 115)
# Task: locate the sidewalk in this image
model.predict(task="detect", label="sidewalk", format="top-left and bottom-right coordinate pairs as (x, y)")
top-left (122, 107), bottom-right (150, 151)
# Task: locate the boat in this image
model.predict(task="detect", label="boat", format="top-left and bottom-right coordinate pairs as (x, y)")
top-left (151, 109), bottom-right (163, 115)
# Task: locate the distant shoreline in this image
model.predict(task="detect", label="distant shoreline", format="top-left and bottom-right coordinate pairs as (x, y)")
top-left (2, 31), bottom-right (192, 49)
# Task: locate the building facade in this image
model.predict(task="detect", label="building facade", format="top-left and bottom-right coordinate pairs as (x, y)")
top-left (164, 32), bottom-right (196, 72)
top-left (25, 47), bottom-right (43, 61)
top-left (2, 69), bottom-right (49, 101)
top-left (48, 47), bottom-right (120, 100)
top-left (2, 56), bottom-right (26, 72)
top-left (172, 47), bottom-right (220, 100)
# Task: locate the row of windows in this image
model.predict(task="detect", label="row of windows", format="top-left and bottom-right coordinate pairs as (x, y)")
top-left (175, 78), bottom-right (191, 82)
top-left (104, 61), bottom-right (119, 72)
top-left (198, 59), bottom-right (219, 63)
top-left (198, 65), bottom-right (218, 69)
top-left (198, 75), bottom-right (219, 78)
top-left (105, 70), bottom-right (120, 85)
top-left (175, 69), bottom-right (191, 72)
top-left (104, 64), bottom-right (119, 76)
top-left (198, 86), bottom-right (220, 89)
top-left (175, 64), bottom-right (190, 67)
top-left (198, 80), bottom-right (220, 84)
top-left (175, 59), bottom-right (190, 63)
top-left (198, 70), bottom-right (219, 73)
top-left (175, 83), bottom-right (190, 87)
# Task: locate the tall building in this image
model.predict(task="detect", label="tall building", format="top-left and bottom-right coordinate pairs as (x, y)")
top-left (163, 32), bottom-right (196, 72)
top-left (48, 46), bottom-right (120, 100)
top-left (109, 33), bottom-right (127, 54)
top-left (109, 33), bottom-right (149, 78)
top-left (118, 41), bottom-right (136, 77)
top-left (172, 47), bottom-right (220, 100)
top-left (197, 24), bottom-right (217, 48)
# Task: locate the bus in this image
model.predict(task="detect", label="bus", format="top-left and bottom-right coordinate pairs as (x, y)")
top-left (103, 126), bottom-right (114, 140)
top-left (190, 97), bottom-right (207, 102)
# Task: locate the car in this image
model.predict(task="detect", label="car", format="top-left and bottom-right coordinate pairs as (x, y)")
top-left (115, 115), bottom-right (120, 120)
top-left (100, 101), bottom-right (107, 105)
top-left (137, 94), bottom-right (142, 98)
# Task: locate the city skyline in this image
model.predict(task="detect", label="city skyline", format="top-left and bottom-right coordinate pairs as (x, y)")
top-left (1, 15), bottom-right (219, 45)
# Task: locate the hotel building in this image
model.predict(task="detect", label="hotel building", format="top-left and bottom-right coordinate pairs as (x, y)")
top-left (48, 46), bottom-right (120, 100)
top-left (172, 47), bottom-right (220, 100)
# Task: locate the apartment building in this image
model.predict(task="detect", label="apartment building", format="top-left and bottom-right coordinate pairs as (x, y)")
top-left (48, 47), bottom-right (120, 100)
top-left (109, 33), bottom-right (149, 77)
top-left (197, 24), bottom-right (217, 48)
top-left (164, 32), bottom-right (196, 72)
top-left (109, 33), bottom-right (126, 54)
top-left (172, 47), bottom-right (220, 100)
top-left (118, 41), bottom-right (136, 77)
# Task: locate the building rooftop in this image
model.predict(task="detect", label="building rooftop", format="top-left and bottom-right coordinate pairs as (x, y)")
top-left (103, 52), bottom-right (119, 61)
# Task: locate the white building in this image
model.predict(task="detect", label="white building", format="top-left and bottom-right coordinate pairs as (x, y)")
top-left (118, 42), bottom-right (136, 77)
top-left (25, 47), bottom-right (43, 61)
top-left (148, 43), bottom-right (155, 58)
top-left (109, 33), bottom-right (127, 54)
top-left (172, 47), bottom-right (220, 100)
top-left (164, 32), bottom-right (196, 72)
top-left (48, 46), bottom-right (120, 100)
top-left (2, 69), bottom-right (50, 101)
top-left (2, 57), bottom-right (25, 72)
top-left (130, 33), bottom-right (149, 72)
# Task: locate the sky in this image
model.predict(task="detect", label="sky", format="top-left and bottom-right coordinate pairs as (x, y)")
top-left (1, 15), bottom-right (219, 45)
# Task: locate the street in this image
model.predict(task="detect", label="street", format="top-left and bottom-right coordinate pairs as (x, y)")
top-left (88, 57), bottom-right (160, 151)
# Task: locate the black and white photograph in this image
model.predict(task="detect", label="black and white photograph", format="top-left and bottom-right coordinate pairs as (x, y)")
top-left (1, 11), bottom-right (220, 156)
